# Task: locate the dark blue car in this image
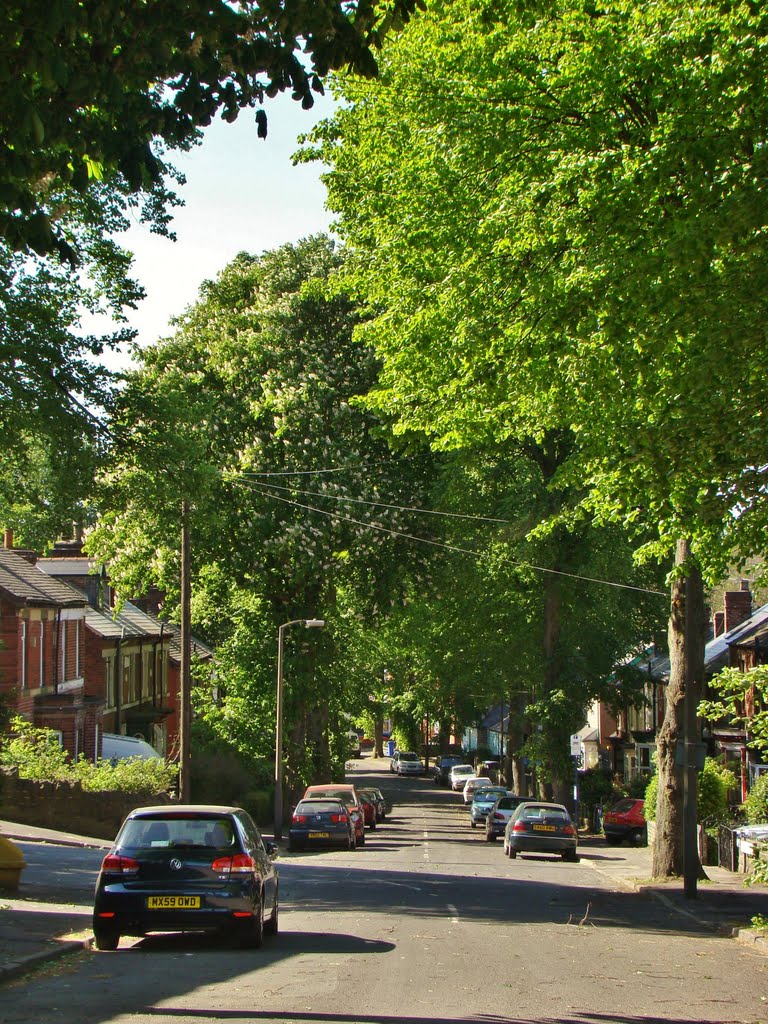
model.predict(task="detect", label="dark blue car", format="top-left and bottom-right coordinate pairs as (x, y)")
top-left (92, 804), bottom-right (279, 950)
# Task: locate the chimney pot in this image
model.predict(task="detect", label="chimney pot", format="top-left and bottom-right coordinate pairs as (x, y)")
top-left (3, 528), bottom-right (13, 549)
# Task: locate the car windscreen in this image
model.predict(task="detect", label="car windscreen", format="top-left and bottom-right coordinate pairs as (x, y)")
top-left (475, 789), bottom-right (507, 801)
top-left (119, 815), bottom-right (236, 850)
top-left (399, 752), bottom-right (419, 761)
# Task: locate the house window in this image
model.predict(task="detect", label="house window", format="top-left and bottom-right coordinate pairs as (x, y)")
top-left (60, 620), bottom-right (67, 681)
top-left (105, 655), bottom-right (116, 709)
top-left (21, 620), bottom-right (26, 689)
top-left (74, 619), bottom-right (80, 678)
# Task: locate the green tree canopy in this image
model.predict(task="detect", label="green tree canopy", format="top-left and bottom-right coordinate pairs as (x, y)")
top-left (2, 0), bottom-right (423, 259)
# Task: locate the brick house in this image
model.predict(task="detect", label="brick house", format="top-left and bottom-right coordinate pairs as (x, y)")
top-left (598, 582), bottom-right (766, 786)
top-left (0, 543), bottom-right (92, 756)
top-left (35, 555), bottom-right (178, 758)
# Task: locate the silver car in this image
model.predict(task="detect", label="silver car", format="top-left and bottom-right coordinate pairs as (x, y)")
top-left (395, 751), bottom-right (424, 775)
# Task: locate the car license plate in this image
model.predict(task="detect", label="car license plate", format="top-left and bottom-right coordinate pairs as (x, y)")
top-left (147, 895), bottom-right (201, 909)
top-left (308, 831), bottom-right (330, 838)
top-left (532, 824), bottom-right (556, 832)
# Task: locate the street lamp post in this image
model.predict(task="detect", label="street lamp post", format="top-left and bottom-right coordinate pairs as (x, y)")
top-left (274, 618), bottom-right (325, 841)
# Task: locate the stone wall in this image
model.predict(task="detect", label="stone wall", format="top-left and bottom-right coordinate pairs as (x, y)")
top-left (0, 768), bottom-right (171, 841)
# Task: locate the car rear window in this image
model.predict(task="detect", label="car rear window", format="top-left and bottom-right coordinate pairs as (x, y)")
top-left (297, 801), bottom-right (344, 814)
top-left (611, 798), bottom-right (638, 813)
top-left (520, 806), bottom-right (570, 823)
top-left (120, 815), bottom-right (236, 850)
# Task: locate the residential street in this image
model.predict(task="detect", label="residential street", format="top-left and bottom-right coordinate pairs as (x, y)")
top-left (1, 760), bottom-right (767, 1024)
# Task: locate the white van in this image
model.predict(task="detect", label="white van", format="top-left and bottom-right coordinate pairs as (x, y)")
top-left (101, 733), bottom-right (162, 763)
top-left (347, 730), bottom-right (362, 758)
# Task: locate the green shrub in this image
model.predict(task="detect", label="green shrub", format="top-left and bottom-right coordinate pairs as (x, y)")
top-left (0, 717), bottom-right (72, 780)
top-left (1, 716), bottom-right (177, 796)
top-left (644, 757), bottom-right (737, 822)
top-left (744, 773), bottom-right (768, 825)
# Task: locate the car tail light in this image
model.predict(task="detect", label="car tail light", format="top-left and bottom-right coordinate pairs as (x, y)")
top-left (562, 824), bottom-right (575, 836)
top-left (512, 821), bottom-right (528, 833)
top-left (101, 854), bottom-right (140, 875)
top-left (330, 814), bottom-right (348, 823)
top-left (292, 813), bottom-right (307, 823)
top-left (492, 812), bottom-right (505, 821)
top-left (212, 853), bottom-right (255, 874)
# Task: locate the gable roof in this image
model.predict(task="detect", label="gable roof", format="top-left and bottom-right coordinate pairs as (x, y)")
top-left (0, 547), bottom-right (87, 609)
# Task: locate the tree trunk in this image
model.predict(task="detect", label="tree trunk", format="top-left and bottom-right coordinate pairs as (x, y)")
top-left (373, 716), bottom-right (384, 758)
top-left (652, 538), bottom-right (707, 882)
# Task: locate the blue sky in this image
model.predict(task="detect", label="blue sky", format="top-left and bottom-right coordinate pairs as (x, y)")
top-left (114, 91), bottom-right (336, 356)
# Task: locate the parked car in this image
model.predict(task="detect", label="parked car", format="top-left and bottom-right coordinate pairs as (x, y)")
top-left (462, 776), bottom-right (493, 804)
top-left (358, 793), bottom-right (378, 830)
top-left (288, 798), bottom-right (355, 852)
top-left (602, 797), bottom-right (647, 846)
top-left (394, 751), bottom-right (424, 776)
top-left (302, 784), bottom-right (365, 845)
top-left (358, 787), bottom-right (387, 822)
top-left (347, 730), bottom-right (362, 758)
top-left (449, 765), bottom-right (475, 790)
top-left (485, 794), bottom-right (529, 842)
top-left (503, 801), bottom-right (578, 861)
top-left (92, 803), bottom-right (279, 950)
top-left (469, 787), bottom-right (508, 828)
top-left (432, 755), bottom-right (465, 786)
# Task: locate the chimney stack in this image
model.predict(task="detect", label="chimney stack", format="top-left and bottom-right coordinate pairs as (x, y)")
top-left (724, 581), bottom-right (752, 634)
top-left (3, 528), bottom-right (12, 549)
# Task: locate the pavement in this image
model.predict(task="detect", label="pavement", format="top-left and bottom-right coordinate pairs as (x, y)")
top-left (1, 816), bottom-right (768, 987)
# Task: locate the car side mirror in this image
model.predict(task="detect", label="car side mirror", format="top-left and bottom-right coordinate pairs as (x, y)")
top-left (265, 841), bottom-right (278, 859)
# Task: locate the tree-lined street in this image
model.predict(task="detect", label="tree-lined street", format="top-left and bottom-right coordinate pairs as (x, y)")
top-left (2, 760), bottom-right (766, 1023)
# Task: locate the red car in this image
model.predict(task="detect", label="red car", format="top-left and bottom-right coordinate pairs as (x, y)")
top-left (358, 794), bottom-right (378, 830)
top-left (602, 798), bottom-right (646, 845)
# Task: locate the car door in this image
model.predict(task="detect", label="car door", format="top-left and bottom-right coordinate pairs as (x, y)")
top-left (237, 812), bottom-right (277, 914)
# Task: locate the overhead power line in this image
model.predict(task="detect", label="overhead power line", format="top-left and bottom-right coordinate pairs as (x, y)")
top-left (236, 477), bottom-right (667, 598)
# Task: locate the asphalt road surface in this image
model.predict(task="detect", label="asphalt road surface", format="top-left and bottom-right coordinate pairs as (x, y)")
top-left (2, 760), bottom-right (767, 1024)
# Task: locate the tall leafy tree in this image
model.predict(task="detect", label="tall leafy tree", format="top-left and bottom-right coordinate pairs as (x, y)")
top-left (89, 235), bottom-right (438, 797)
top-left (303, 0), bottom-right (768, 871)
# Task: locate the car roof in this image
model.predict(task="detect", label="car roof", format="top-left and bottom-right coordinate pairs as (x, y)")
top-left (127, 804), bottom-right (244, 817)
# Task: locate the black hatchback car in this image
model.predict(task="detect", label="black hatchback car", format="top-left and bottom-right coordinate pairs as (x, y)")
top-left (288, 798), bottom-right (355, 851)
top-left (92, 804), bottom-right (279, 950)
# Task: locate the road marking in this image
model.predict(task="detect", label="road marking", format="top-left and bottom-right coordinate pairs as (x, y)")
top-left (447, 902), bottom-right (459, 923)
top-left (423, 830), bottom-right (430, 862)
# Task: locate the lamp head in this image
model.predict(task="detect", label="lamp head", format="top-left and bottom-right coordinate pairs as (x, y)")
top-left (304, 618), bottom-right (325, 628)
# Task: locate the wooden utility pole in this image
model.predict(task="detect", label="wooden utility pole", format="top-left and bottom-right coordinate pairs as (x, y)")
top-left (179, 502), bottom-right (192, 803)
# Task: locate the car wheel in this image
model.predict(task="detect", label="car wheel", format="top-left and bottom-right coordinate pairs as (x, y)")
top-left (508, 848), bottom-right (517, 859)
top-left (370, 820), bottom-right (377, 831)
top-left (630, 828), bottom-right (646, 846)
top-left (486, 832), bottom-right (496, 842)
top-left (562, 850), bottom-right (579, 863)
top-left (93, 924), bottom-right (120, 951)
top-left (470, 820), bottom-right (476, 829)
top-left (264, 895), bottom-right (279, 937)
top-left (242, 897), bottom-right (264, 948)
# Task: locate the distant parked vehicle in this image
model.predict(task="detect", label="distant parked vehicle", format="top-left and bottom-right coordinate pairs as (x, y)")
top-left (358, 787), bottom-right (388, 822)
top-left (449, 765), bottom-right (475, 790)
top-left (302, 784), bottom-right (365, 846)
top-left (469, 787), bottom-right (508, 828)
top-left (485, 794), bottom-right (529, 842)
top-left (462, 776), bottom-right (493, 804)
top-left (394, 751), bottom-right (424, 776)
top-left (503, 801), bottom-right (578, 861)
top-left (602, 798), bottom-right (647, 846)
top-left (347, 730), bottom-right (362, 758)
top-left (432, 755), bottom-right (465, 786)
top-left (289, 799), bottom-right (355, 852)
